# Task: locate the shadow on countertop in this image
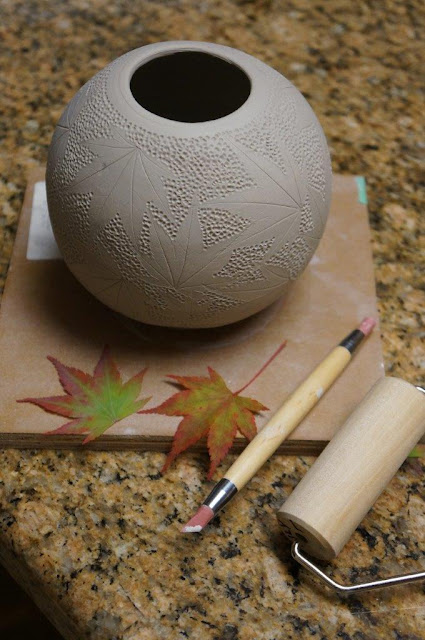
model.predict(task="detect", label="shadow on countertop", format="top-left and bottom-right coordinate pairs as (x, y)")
top-left (0, 564), bottom-right (61, 640)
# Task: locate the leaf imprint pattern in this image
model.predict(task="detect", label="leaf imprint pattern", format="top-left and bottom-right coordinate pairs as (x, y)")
top-left (46, 44), bottom-right (331, 328)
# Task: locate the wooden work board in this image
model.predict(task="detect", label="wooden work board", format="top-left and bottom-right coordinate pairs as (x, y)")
top-left (0, 168), bottom-right (385, 453)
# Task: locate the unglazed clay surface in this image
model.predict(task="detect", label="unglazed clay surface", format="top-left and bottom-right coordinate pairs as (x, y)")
top-left (46, 41), bottom-right (331, 328)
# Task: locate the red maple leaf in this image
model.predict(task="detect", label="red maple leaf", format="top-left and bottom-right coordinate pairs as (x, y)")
top-left (18, 346), bottom-right (150, 443)
top-left (144, 341), bottom-right (287, 479)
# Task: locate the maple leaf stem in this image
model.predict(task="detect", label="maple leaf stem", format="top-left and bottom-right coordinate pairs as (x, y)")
top-left (234, 340), bottom-right (287, 395)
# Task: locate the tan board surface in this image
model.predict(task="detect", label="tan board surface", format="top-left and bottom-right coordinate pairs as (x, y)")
top-left (0, 168), bottom-right (385, 452)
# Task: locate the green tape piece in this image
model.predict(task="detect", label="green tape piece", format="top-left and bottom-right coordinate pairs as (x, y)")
top-left (355, 176), bottom-right (368, 205)
top-left (408, 445), bottom-right (425, 458)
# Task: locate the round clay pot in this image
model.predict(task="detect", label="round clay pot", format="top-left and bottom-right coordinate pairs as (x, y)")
top-left (46, 41), bottom-right (331, 328)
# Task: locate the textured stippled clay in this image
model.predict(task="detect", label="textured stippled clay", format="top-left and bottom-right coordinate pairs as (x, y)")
top-left (46, 41), bottom-right (332, 328)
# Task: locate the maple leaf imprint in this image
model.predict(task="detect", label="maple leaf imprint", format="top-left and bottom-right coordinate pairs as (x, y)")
top-left (145, 340), bottom-right (287, 479)
top-left (132, 133), bottom-right (310, 304)
top-left (71, 126), bottom-right (175, 242)
top-left (49, 83), bottom-right (91, 167)
top-left (18, 346), bottom-right (151, 443)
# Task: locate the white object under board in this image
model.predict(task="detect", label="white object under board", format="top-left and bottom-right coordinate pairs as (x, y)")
top-left (27, 181), bottom-right (62, 260)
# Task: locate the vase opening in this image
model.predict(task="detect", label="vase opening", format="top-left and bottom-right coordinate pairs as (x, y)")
top-left (130, 51), bottom-right (251, 123)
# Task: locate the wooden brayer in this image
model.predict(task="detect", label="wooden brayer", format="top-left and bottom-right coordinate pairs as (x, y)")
top-left (278, 377), bottom-right (425, 593)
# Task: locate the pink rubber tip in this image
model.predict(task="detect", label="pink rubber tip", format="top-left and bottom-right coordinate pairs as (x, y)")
top-left (181, 505), bottom-right (214, 533)
top-left (358, 317), bottom-right (376, 337)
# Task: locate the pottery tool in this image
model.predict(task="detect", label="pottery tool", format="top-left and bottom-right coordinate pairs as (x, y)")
top-left (278, 377), bottom-right (425, 592)
top-left (182, 317), bottom-right (376, 533)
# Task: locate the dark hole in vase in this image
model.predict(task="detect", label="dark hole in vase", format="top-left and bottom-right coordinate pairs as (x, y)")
top-left (130, 51), bottom-right (251, 123)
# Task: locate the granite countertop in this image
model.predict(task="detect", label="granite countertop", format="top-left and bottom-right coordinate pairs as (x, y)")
top-left (0, 1), bottom-right (424, 639)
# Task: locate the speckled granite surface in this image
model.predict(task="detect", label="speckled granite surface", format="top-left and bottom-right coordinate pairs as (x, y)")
top-left (0, 1), bottom-right (424, 639)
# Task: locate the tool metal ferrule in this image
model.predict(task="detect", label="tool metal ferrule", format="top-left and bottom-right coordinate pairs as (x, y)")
top-left (203, 478), bottom-right (238, 514)
top-left (339, 328), bottom-right (364, 354)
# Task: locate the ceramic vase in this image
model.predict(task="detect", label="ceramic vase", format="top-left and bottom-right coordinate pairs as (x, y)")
top-left (46, 41), bottom-right (332, 328)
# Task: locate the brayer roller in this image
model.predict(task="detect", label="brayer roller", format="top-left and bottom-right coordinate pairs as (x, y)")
top-left (277, 377), bottom-right (425, 592)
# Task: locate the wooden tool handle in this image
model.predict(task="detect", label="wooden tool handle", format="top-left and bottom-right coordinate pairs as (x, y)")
top-left (277, 377), bottom-right (425, 561)
top-left (226, 346), bottom-right (351, 489)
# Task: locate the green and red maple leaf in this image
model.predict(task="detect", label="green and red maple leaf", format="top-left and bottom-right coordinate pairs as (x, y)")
top-left (144, 340), bottom-right (286, 478)
top-left (18, 346), bottom-right (150, 443)
top-left (144, 368), bottom-right (266, 480)
top-left (19, 341), bottom-right (286, 476)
